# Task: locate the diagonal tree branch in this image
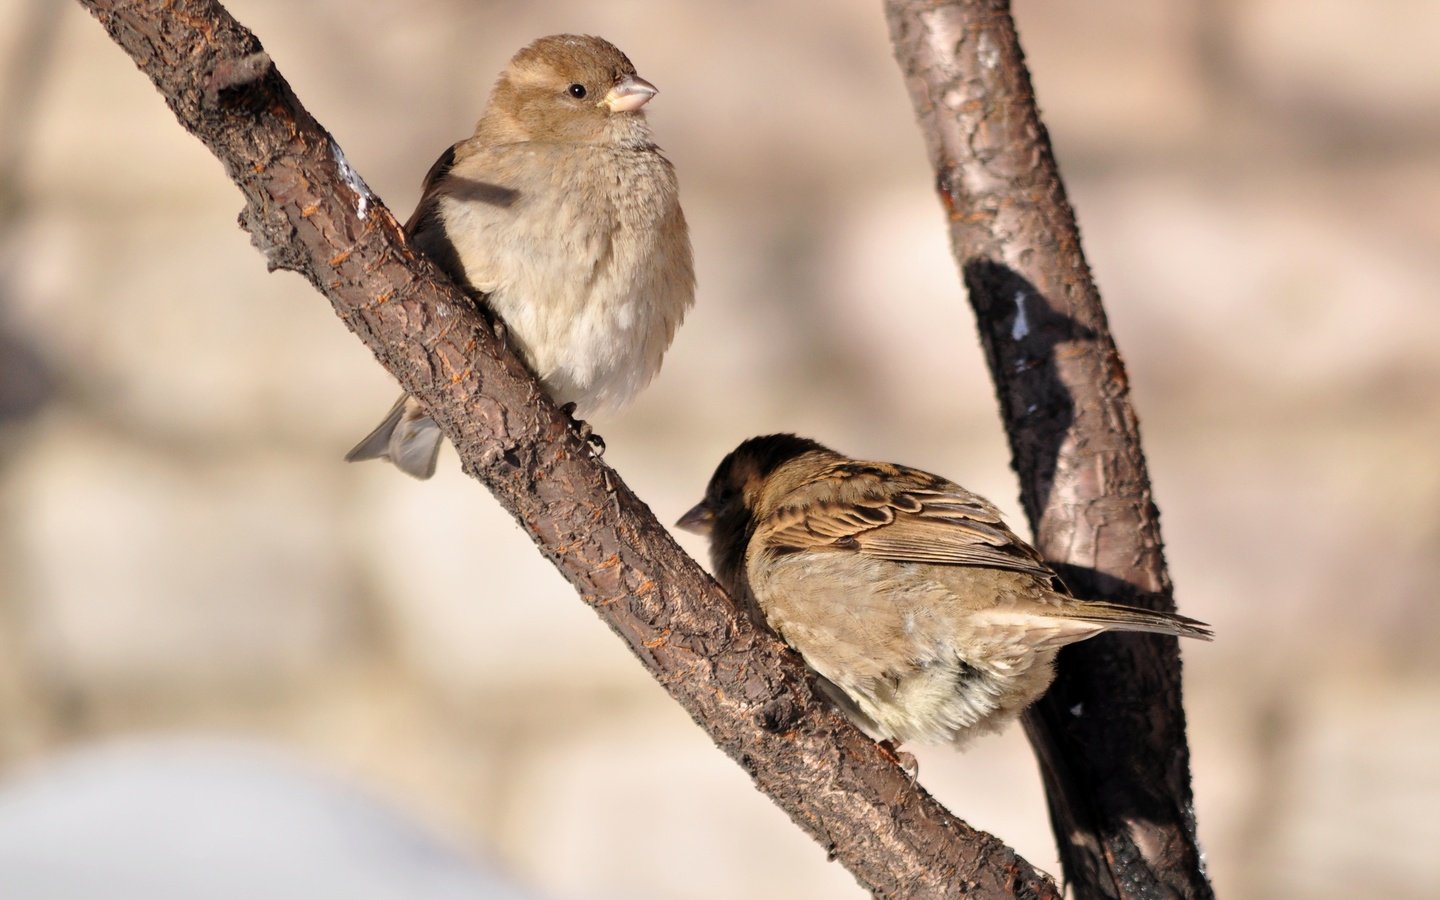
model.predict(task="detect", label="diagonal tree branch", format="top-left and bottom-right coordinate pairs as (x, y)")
top-left (76, 1), bottom-right (1064, 896)
top-left (884, 1), bottom-right (1213, 897)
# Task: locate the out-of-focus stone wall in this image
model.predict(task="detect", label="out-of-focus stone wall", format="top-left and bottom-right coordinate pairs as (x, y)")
top-left (2, 1), bottom-right (1437, 897)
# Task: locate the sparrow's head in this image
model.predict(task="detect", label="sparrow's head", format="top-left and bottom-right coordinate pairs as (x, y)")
top-left (677, 431), bottom-right (827, 548)
top-left (677, 434), bottom-right (828, 595)
top-left (484, 35), bottom-right (658, 145)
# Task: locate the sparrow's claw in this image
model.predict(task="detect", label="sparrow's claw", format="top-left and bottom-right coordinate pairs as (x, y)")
top-left (559, 402), bottom-right (605, 457)
top-left (878, 739), bottom-right (918, 780)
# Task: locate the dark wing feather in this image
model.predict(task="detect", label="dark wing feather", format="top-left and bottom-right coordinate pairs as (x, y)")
top-left (758, 462), bottom-right (1054, 578)
top-left (402, 142), bottom-right (486, 296)
top-left (404, 143), bottom-right (459, 237)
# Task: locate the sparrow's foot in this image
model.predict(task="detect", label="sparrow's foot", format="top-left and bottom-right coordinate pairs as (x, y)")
top-left (878, 739), bottom-right (918, 780)
top-left (559, 402), bottom-right (606, 457)
top-left (558, 401), bottom-right (618, 510)
top-left (487, 313), bottom-right (509, 351)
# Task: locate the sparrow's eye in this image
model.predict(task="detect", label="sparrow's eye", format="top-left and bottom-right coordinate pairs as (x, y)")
top-left (715, 482), bottom-right (742, 508)
top-left (567, 83), bottom-right (587, 99)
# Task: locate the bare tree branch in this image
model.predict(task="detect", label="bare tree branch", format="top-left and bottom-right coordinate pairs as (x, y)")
top-left (883, 1), bottom-right (1213, 897)
top-left (73, 0), bottom-right (1066, 896)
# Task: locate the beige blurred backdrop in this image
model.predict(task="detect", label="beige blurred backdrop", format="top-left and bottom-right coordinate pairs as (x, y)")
top-left (2, 1), bottom-right (1438, 897)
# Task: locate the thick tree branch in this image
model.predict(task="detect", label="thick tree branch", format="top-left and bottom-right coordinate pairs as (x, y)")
top-left (884, 1), bottom-right (1213, 897)
top-left (75, 1), bottom-right (1062, 896)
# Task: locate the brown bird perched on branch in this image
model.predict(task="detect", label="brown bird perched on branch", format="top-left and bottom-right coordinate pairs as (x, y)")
top-left (677, 435), bottom-right (1212, 747)
top-left (347, 34), bottom-right (694, 478)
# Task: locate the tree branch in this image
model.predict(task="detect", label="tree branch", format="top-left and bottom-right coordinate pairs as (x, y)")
top-left (884, 1), bottom-right (1213, 897)
top-left (76, 1), bottom-right (1063, 896)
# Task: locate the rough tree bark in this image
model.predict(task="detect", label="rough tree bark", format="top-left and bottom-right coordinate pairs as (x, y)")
top-left (74, 1), bottom-right (1065, 896)
top-left (884, 2), bottom-right (1213, 898)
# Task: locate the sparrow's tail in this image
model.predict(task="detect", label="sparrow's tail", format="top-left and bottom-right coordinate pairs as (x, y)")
top-left (344, 393), bottom-right (443, 480)
top-left (1060, 599), bottom-right (1214, 642)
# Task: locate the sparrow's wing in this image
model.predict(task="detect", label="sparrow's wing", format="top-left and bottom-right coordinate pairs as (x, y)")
top-left (404, 143), bottom-right (460, 237)
top-left (404, 140), bottom-right (527, 298)
top-left (402, 142), bottom-right (487, 296)
top-left (757, 462), bottom-right (1055, 578)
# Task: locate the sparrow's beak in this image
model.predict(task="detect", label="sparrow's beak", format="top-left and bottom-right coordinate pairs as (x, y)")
top-left (675, 501), bottom-right (714, 536)
top-left (602, 75), bottom-right (658, 113)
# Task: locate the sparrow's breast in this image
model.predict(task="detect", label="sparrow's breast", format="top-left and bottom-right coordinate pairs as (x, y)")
top-left (441, 144), bottom-right (692, 414)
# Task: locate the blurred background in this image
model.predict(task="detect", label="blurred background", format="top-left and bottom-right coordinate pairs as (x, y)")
top-left (2, 0), bottom-right (1437, 897)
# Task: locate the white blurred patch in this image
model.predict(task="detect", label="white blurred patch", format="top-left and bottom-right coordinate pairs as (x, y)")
top-left (0, 738), bottom-right (539, 900)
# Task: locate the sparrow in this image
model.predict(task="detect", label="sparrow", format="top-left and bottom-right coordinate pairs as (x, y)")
top-left (347, 34), bottom-right (694, 478)
top-left (677, 434), bottom-right (1213, 747)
